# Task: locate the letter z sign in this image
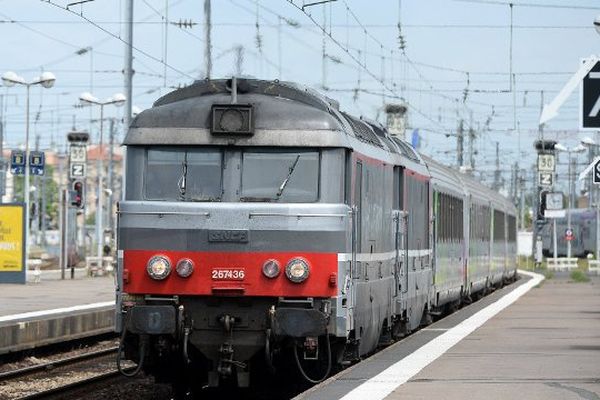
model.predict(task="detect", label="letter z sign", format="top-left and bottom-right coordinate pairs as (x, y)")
top-left (582, 59), bottom-right (600, 129)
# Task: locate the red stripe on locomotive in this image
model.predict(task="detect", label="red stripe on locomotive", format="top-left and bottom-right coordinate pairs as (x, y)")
top-left (123, 250), bottom-right (338, 297)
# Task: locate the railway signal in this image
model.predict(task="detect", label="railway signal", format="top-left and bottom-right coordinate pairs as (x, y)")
top-left (538, 190), bottom-right (549, 220)
top-left (67, 132), bottom-right (89, 209)
top-left (534, 140), bottom-right (560, 222)
top-left (70, 180), bottom-right (84, 209)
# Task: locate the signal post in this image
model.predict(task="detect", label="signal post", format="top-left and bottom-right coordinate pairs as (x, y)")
top-left (60, 131), bottom-right (88, 279)
top-left (533, 140), bottom-right (559, 266)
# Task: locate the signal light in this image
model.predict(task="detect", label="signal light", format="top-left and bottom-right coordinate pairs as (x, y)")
top-left (538, 190), bottom-right (549, 221)
top-left (534, 140), bottom-right (558, 152)
top-left (71, 180), bottom-right (84, 208)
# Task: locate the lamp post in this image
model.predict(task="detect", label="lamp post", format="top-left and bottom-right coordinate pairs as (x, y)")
top-left (555, 143), bottom-right (586, 258)
top-left (2, 71), bottom-right (56, 276)
top-left (78, 92), bottom-right (125, 265)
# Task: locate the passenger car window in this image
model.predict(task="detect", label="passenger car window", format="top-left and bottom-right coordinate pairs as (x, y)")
top-left (241, 150), bottom-right (319, 202)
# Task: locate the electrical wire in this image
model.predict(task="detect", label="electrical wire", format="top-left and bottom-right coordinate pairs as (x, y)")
top-left (454, 0), bottom-right (600, 10)
top-left (41, 0), bottom-right (195, 80)
top-left (292, 335), bottom-right (332, 384)
top-left (286, 0), bottom-right (453, 131)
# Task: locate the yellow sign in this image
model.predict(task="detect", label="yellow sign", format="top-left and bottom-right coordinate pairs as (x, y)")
top-left (0, 205), bottom-right (24, 272)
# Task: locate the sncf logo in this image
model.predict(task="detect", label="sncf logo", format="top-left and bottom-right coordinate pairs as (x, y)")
top-left (208, 230), bottom-right (249, 243)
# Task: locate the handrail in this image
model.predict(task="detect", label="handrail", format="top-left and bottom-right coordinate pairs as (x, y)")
top-left (117, 210), bottom-right (210, 217)
top-left (248, 212), bottom-right (348, 219)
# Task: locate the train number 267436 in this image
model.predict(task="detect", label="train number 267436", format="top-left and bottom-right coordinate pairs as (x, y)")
top-left (211, 269), bottom-right (245, 280)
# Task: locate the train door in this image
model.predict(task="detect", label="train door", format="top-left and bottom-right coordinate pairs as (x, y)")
top-left (352, 161), bottom-right (363, 279)
top-left (393, 166), bottom-right (408, 296)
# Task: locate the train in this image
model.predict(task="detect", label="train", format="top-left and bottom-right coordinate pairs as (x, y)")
top-left (540, 208), bottom-right (598, 257)
top-left (115, 78), bottom-right (518, 397)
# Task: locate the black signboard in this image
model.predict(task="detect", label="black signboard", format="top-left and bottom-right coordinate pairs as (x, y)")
top-left (582, 60), bottom-right (600, 129)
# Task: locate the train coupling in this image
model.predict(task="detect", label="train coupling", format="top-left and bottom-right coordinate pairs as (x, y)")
top-left (216, 314), bottom-right (247, 379)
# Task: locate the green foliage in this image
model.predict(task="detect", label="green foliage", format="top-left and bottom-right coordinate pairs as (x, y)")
top-left (12, 165), bottom-right (60, 229)
top-left (570, 269), bottom-right (590, 283)
top-left (85, 211), bottom-right (96, 225)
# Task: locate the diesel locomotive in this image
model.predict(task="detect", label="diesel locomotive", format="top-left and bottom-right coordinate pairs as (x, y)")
top-left (115, 78), bottom-right (517, 395)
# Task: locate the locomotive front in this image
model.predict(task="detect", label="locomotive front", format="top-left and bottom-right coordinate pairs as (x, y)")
top-left (116, 79), bottom-right (353, 391)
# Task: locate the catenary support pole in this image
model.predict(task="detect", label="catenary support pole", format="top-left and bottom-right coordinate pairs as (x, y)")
top-left (96, 105), bottom-right (105, 267)
top-left (553, 218), bottom-right (558, 263)
top-left (123, 0), bottom-right (133, 131)
top-left (204, 0), bottom-right (212, 79)
top-left (567, 154), bottom-right (573, 258)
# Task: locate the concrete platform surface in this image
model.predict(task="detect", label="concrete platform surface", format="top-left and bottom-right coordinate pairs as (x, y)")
top-left (1, 276), bottom-right (115, 316)
top-left (386, 275), bottom-right (600, 400)
top-left (0, 277), bottom-right (116, 354)
top-left (298, 273), bottom-right (600, 400)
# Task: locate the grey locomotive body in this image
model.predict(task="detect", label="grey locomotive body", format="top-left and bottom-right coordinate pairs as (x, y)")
top-left (116, 78), bottom-right (517, 394)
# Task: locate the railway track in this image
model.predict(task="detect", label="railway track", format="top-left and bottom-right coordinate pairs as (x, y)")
top-left (0, 347), bottom-right (118, 381)
top-left (15, 370), bottom-right (126, 400)
top-left (0, 346), bottom-right (135, 400)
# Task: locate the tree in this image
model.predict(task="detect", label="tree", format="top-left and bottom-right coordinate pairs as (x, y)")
top-left (13, 165), bottom-right (59, 229)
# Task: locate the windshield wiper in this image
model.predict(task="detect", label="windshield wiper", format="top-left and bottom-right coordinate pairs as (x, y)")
top-left (177, 152), bottom-right (188, 199)
top-left (276, 154), bottom-right (301, 199)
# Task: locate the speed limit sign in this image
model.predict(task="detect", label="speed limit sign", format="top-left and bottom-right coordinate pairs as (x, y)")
top-left (538, 154), bottom-right (555, 172)
top-left (69, 145), bottom-right (87, 163)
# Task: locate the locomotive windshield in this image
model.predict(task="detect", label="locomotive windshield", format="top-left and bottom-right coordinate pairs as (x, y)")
top-left (141, 147), bottom-right (320, 202)
top-left (241, 150), bottom-right (319, 202)
top-left (145, 147), bottom-right (222, 201)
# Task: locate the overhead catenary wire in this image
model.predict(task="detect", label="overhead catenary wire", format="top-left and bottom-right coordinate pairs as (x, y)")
top-left (41, 0), bottom-right (195, 80)
top-left (454, 0), bottom-right (600, 10)
top-left (285, 0), bottom-right (454, 131)
top-left (0, 0), bottom-right (587, 194)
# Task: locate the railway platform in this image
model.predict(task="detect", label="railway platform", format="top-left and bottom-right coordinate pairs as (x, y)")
top-left (0, 276), bottom-right (115, 354)
top-left (298, 271), bottom-right (600, 400)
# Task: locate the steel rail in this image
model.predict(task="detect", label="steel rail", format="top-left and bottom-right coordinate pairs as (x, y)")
top-left (0, 347), bottom-right (118, 381)
top-left (16, 368), bottom-right (135, 400)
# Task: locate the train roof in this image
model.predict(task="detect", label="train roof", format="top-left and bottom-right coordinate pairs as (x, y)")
top-left (421, 154), bottom-right (516, 214)
top-left (124, 78), bottom-right (421, 164)
top-left (124, 78), bottom-right (514, 213)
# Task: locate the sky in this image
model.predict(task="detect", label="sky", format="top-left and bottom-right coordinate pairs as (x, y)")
top-left (1, 0), bottom-right (600, 194)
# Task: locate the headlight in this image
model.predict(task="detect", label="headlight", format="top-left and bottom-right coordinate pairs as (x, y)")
top-left (262, 259), bottom-right (281, 278)
top-left (285, 258), bottom-right (310, 283)
top-left (146, 255), bottom-right (171, 280)
top-left (176, 258), bottom-right (194, 278)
